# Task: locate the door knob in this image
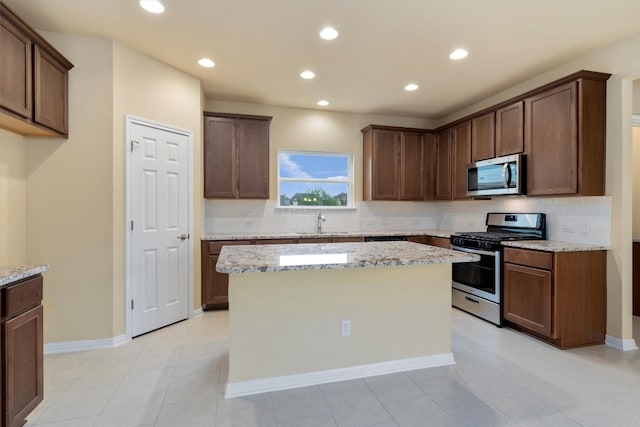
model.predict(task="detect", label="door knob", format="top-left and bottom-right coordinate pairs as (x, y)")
top-left (177, 234), bottom-right (188, 240)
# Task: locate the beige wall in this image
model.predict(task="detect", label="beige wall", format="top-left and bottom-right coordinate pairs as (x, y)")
top-left (633, 127), bottom-right (640, 239)
top-left (440, 33), bottom-right (640, 342)
top-left (0, 129), bottom-right (26, 265)
top-left (112, 42), bottom-right (203, 328)
top-left (204, 100), bottom-right (434, 202)
top-left (26, 34), bottom-right (115, 343)
top-left (25, 32), bottom-right (202, 344)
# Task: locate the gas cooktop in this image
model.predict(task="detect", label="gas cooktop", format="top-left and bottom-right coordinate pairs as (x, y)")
top-left (451, 213), bottom-right (546, 251)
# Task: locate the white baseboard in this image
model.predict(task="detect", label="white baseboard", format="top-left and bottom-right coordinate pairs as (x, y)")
top-left (605, 335), bottom-right (639, 351)
top-left (192, 307), bottom-right (204, 317)
top-left (225, 352), bottom-right (455, 399)
top-left (44, 335), bottom-right (129, 355)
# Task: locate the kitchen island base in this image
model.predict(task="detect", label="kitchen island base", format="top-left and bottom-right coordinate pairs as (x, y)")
top-left (225, 264), bottom-right (455, 398)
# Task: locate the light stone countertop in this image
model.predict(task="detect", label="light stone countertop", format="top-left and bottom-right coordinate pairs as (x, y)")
top-left (502, 240), bottom-right (609, 252)
top-left (0, 265), bottom-right (49, 287)
top-left (216, 241), bottom-right (479, 274)
top-left (202, 229), bottom-right (453, 241)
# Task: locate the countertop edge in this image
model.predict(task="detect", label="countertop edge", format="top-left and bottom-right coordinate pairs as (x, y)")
top-left (502, 241), bottom-right (610, 252)
top-left (215, 241), bottom-right (479, 274)
top-left (202, 230), bottom-right (453, 241)
top-left (0, 265), bottom-right (49, 287)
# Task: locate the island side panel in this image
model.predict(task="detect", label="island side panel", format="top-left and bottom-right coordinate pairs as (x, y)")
top-left (227, 263), bottom-right (451, 383)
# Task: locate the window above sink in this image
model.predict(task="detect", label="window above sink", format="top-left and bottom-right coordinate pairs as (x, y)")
top-left (277, 150), bottom-right (353, 209)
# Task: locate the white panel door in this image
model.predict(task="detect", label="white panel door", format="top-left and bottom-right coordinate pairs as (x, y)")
top-left (130, 121), bottom-right (189, 337)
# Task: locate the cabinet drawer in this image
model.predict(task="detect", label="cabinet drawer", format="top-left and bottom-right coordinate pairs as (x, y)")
top-left (504, 247), bottom-right (552, 270)
top-left (207, 240), bottom-right (252, 255)
top-left (2, 275), bottom-right (43, 319)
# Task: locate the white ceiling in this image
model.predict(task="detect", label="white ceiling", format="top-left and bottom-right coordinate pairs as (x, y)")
top-left (5, 0), bottom-right (640, 119)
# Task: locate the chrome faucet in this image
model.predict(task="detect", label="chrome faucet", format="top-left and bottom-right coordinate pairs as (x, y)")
top-left (317, 213), bottom-right (326, 233)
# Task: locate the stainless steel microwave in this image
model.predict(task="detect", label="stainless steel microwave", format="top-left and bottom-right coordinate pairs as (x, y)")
top-left (467, 154), bottom-right (525, 196)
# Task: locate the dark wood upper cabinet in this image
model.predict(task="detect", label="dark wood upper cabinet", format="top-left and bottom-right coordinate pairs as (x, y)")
top-left (435, 128), bottom-right (452, 200)
top-left (471, 112), bottom-right (495, 162)
top-left (0, 14), bottom-right (32, 119)
top-left (236, 118), bottom-right (270, 198)
top-left (363, 127), bottom-right (399, 200)
top-left (0, 2), bottom-right (73, 137)
top-left (399, 131), bottom-right (424, 200)
top-left (422, 133), bottom-right (437, 200)
top-left (203, 112), bottom-right (271, 199)
top-left (452, 121), bottom-right (471, 200)
top-left (525, 75), bottom-right (607, 196)
top-left (525, 82), bottom-right (578, 195)
top-left (34, 46), bottom-right (69, 135)
top-left (362, 125), bottom-right (426, 201)
top-left (495, 101), bottom-right (524, 156)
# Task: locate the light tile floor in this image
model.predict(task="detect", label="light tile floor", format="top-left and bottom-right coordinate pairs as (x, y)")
top-left (26, 310), bottom-right (640, 427)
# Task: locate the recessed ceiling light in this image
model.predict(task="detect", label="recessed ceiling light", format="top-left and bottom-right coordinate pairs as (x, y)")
top-left (404, 83), bottom-right (419, 91)
top-left (139, 0), bottom-right (165, 14)
top-left (198, 58), bottom-right (215, 68)
top-left (300, 70), bottom-right (316, 79)
top-left (319, 27), bottom-right (339, 40)
top-left (317, 100), bottom-right (329, 106)
top-left (449, 48), bottom-right (468, 60)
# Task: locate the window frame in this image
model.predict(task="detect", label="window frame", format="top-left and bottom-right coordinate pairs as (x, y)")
top-left (277, 150), bottom-right (354, 209)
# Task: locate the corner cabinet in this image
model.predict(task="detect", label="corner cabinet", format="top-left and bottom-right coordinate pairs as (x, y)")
top-left (0, 2), bottom-right (73, 137)
top-left (503, 247), bottom-right (606, 349)
top-left (1, 274), bottom-right (44, 427)
top-left (525, 72), bottom-right (609, 196)
top-left (362, 125), bottom-right (431, 201)
top-left (203, 112), bottom-right (272, 199)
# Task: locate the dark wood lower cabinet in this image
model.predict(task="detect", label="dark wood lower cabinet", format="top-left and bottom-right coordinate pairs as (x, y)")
top-left (503, 247), bottom-right (606, 349)
top-left (1, 274), bottom-right (44, 427)
top-left (407, 235), bottom-right (450, 249)
top-left (3, 306), bottom-right (43, 427)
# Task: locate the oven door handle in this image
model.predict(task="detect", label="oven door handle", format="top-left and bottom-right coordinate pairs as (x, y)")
top-left (451, 245), bottom-right (497, 257)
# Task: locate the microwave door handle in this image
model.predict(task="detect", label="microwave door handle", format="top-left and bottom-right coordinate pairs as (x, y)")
top-left (501, 163), bottom-right (509, 188)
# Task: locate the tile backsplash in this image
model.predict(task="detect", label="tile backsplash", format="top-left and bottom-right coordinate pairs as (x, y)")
top-left (204, 196), bottom-right (611, 245)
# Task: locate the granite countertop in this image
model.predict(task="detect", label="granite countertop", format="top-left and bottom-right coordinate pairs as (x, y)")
top-left (0, 265), bottom-right (49, 287)
top-left (202, 229), bottom-right (453, 241)
top-left (502, 240), bottom-right (610, 252)
top-left (216, 241), bottom-right (479, 274)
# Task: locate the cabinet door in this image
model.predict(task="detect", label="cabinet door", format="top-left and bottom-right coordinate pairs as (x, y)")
top-left (422, 133), bottom-right (437, 200)
top-left (3, 305), bottom-right (43, 427)
top-left (471, 112), bottom-right (495, 161)
top-left (495, 101), bottom-right (524, 156)
top-left (202, 254), bottom-right (229, 308)
top-left (204, 116), bottom-right (236, 198)
top-left (426, 236), bottom-right (450, 249)
top-left (503, 263), bottom-right (553, 337)
top-left (0, 15), bottom-right (32, 119)
top-left (435, 128), bottom-right (452, 200)
top-left (399, 131), bottom-right (423, 200)
top-left (236, 118), bottom-right (269, 198)
top-left (452, 121), bottom-right (471, 200)
top-left (371, 129), bottom-right (400, 200)
top-left (34, 46), bottom-right (69, 135)
top-left (525, 82), bottom-right (578, 195)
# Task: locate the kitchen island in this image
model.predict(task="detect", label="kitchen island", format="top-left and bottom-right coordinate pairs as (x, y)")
top-left (216, 241), bottom-right (478, 398)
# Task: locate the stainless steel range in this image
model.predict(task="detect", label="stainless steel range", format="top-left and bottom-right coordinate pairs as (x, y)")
top-left (450, 213), bottom-right (546, 325)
